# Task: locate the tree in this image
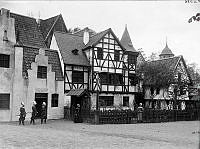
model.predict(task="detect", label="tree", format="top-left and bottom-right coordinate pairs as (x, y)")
top-left (187, 62), bottom-right (200, 85)
top-left (147, 52), bottom-right (159, 61)
top-left (137, 61), bottom-right (174, 88)
top-left (68, 27), bottom-right (81, 33)
top-left (188, 13), bottom-right (200, 23)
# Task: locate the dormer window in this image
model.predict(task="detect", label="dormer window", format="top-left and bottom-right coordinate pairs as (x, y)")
top-left (72, 49), bottom-right (78, 55)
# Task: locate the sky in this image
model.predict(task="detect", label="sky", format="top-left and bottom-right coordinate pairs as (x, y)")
top-left (1, 1), bottom-right (200, 68)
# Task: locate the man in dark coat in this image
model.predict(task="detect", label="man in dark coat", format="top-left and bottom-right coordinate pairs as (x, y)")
top-left (74, 104), bottom-right (82, 123)
top-left (41, 102), bottom-right (47, 124)
top-left (30, 101), bottom-right (37, 125)
top-left (19, 102), bottom-right (26, 125)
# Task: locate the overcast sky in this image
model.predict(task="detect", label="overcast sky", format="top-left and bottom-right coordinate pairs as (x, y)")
top-left (1, 1), bottom-right (200, 68)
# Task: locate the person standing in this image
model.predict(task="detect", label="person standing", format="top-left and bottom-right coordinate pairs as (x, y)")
top-left (74, 104), bottom-right (82, 123)
top-left (137, 103), bottom-right (144, 123)
top-left (19, 102), bottom-right (26, 125)
top-left (41, 102), bottom-right (47, 124)
top-left (30, 101), bottom-right (37, 125)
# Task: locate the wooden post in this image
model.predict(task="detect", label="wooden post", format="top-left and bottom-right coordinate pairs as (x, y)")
top-left (95, 73), bottom-right (100, 124)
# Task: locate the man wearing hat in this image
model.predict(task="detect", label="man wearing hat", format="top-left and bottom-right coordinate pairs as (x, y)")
top-left (19, 102), bottom-right (26, 125)
top-left (30, 101), bottom-right (37, 125)
top-left (41, 102), bottom-right (47, 124)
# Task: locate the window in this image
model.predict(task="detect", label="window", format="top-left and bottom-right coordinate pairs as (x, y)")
top-left (51, 94), bottom-right (58, 107)
top-left (156, 88), bottom-right (160, 95)
top-left (3, 30), bottom-right (8, 41)
top-left (0, 54), bottom-right (9, 68)
top-left (123, 96), bottom-right (129, 107)
top-left (0, 94), bottom-right (10, 109)
top-left (37, 66), bottom-right (47, 79)
top-left (100, 73), bottom-right (123, 85)
top-left (109, 74), bottom-right (115, 85)
top-left (150, 87), bottom-right (154, 95)
top-left (114, 50), bottom-right (120, 61)
top-left (128, 54), bottom-right (137, 64)
top-left (129, 74), bottom-right (137, 86)
top-left (72, 71), bottom-right (84, 83)
top-left (99, 96), bottom-right (114, 107)
top-left (115, 74), bottom-right (123, 85)
top-left (99, 72), bottom-right (108, 84)
top-left (97, 47), bottom-right (103, 60)
top-left (72, 49), bottom-right (78, 55)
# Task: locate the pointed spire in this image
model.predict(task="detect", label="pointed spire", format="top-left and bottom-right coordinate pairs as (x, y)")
top-left (120, 25), bottom-right (136, 52)
top-left (165, 36), bottom-right (168, 48)
top-left (159, 38), bottom-right (174, 59)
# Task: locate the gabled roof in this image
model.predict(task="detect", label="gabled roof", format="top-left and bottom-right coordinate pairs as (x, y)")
top-left (73, 27), bottom-right (96, 37)
top-left (120, 26), bottom-right (137, 52)
top-left (54, 28), bottom-right (127, 66)
top-left (159, 43), bottom-right (174, 56)
top-left (85, 28), bottom-right (125, 51)
top-left (148, 55), bottom-right (192, 84)
top-left (54, 32), bottom-right (90, 66)
top-left (23, 46), bottom-right (63, 81)
top-left (85, 28), bottom-right (110, 48)
top-left (39, 14), bottom-right (67, 41)
top-left (150, 56), bottom-right (181, 72)
top-left (10, 13), bottom-right (46, 48)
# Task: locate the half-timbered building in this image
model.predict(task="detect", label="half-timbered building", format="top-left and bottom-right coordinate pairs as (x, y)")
top-left (51, 26), bottom-right (140, 119)
top-left (143, 43), bottom-right (192, 110)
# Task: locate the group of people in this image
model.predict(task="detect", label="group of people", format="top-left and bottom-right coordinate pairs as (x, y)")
top-left (19, 101), bottom-right (47, 125)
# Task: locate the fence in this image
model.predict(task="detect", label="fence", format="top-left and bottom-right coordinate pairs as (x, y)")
top-left (64, 106), bottom-right (200, 124)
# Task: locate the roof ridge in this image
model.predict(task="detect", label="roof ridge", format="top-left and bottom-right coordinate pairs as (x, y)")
top-left (10, 12), bottom-right (36, 20)
top-left (41, 14), bottom-right (60, 21)
top-left (54, 31), bottom-right (84, 37)
top-left (90, 28), bottom-right (110, 38)
top-left (150, 55), bottom-right (181, 62)
top-left (73, 27), bottom-right (89, 34)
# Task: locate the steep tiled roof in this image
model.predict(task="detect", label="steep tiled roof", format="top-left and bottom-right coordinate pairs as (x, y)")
top-left (54, 32), bottom-right (90, 66)
top-left (73, 27), bottom-right (96, 37)
top-left (10, 13), bottom-right (46, 48)
top-left (149, 56), bottom-right (181, 72)
top-left (39, 15), bottom-right (67, 40)
top-left (39, 15), bottom-right (59, 39)
top-left (120, 26), bottom-right (137, 52)
top-left (23, 47), bottom-right (63, 81)
top-left (85, 29), bottom-right (110, 48)
top-left (159, 43), bottom-right (174, 56)
top-left (54, 28), bottom-right (126, 66)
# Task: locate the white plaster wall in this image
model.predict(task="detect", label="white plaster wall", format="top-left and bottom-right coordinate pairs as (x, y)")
top-left (0, 13), bottom-right (16, 121)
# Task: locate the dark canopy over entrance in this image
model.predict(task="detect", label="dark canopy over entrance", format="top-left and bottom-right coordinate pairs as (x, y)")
top-left (66, 89), bottom-right (89, 97)
top-left (66, 89), bottom-right (90, 122)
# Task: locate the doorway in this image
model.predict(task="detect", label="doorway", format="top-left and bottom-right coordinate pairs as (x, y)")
top-left (70, 95), bottom-right (90, 121)
top-left (35, 93), bottom-right (48, 118)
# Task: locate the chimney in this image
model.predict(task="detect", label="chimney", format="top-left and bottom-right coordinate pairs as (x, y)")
top-left (83, 28), bottom-right (89, 45)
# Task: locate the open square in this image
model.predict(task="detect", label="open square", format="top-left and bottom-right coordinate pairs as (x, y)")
top-left (0, 120), bottom-right (199, 149)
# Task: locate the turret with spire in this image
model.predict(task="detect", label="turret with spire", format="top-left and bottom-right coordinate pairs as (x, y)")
top-left (120, 25), bottom-right (137, 52)
top-left (159, 38), bottom-right (174, 59)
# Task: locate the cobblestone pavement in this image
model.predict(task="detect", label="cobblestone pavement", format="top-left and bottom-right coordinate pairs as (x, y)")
top-left (0, 120), bottom-right (199, 149)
